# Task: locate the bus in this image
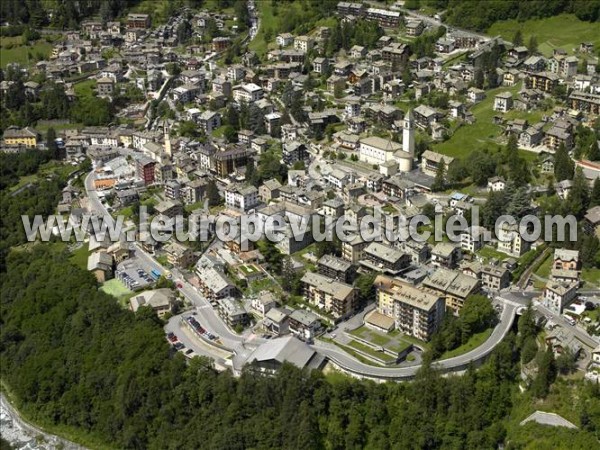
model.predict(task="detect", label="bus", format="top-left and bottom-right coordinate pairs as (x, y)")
top-left (151, 269), bottom-right (161, 280)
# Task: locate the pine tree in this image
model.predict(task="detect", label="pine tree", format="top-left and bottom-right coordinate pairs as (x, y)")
top-left (512, 29), bottom-right (523, 46)
top-left (590, 178), bottom-right (600, 207)
top-left (206, 180), bottom-right (222, 207)
top-left (528, 35), bottom-right (538, 54)
top-left (588, 141), bottom-right (600, 161)
top-left (553, 143), bottom-right (574, 181)
top-left (567, 167), bottom-right (590, 218)
top-left (432, 160), bottom-right (446, 192)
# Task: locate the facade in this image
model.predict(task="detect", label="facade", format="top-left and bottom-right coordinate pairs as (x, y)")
top-left (375, 275), bottom-right (445, 341)
top-left (359, 136), bottom-right (402, 165)
top-left (233, 83), bottom-right (264, 103)
top-left (360, 242), bottom-right (411, 275)
top-left (3, 127), bottom-right (40, 148)
top-left (422, 268), bottom-right (481, 314)
top-left (543, 281), bottom-right (578, 314)
top-left (301, 272), bottom-right (357, 320)
top-left (497, 222), bottom-right (531, 257)
top-left (224, 185), bottom-right (259, 212)
top-left (317, 254), bottom-right (355, 283)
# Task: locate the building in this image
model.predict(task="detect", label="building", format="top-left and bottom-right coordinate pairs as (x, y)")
top-left (359, 136), bottom-right (403, 166)
top-left (224, 185), bottom-right (258, 212)
top-left (405, 20), bottom-right (425, 37)
top-left (421, 150), bottom-right (454, 178)
top-left (87, 251), bottom-right (113, 282)
top-left (3, 126), bottom-right (40, 148)
top-left (431, 242), bottom-right (461, 269)
top-left (197, 266), bottom-right (237, 301)
top-left (246, 336), bottom-right (323, 373)
top-left (375, 275), bottom-right (445, 341)
top-left (543, 281), bottom-right (578, 314)
top-left (361, 242), bottom-right (411, 275)
top-left (96, 77), bottom-right (114, 97)
top-left (460, 226), bottom-right (486, 253)
top-left (259, 178), bottom-right (282, 203)
top-left (553, 249), bottom-right (580, 271)
top-left (584, 205), bottom-right (600, 238)
top-left (487, 176), bottom-right (506, 192)
top-left (198, 111), bottom-right (221, 134)
top-left (129, 289), bottom-right (174, 317)
top-left (481, 265), bottom-right (510, 291)
top-left (127, 13), bottom-right (151, 30)
top-left (217, 297), bottom-right (250, 328)
top-left (264, 307), bottom-right (290, 336)
top-left (164, 241), bottom-right (195, 268)
top-left (524, 71), bottom-right (559, 93)
top-left (294, 35), bottom-right (314, 52)
top-left (493, 92), bottom-right (513, 112)
top-left (251, 290), bottom-right (278, 317)
top-left (154, 199), bottom-right (183, 218)
top-left (282, 141), bottom-right (308, 166)
top-left (317, 254), bottom-right (355, 283)
top-left (422, 268), bottom-right (481, 314)
top-left (213, 147), bottom-right (250, 177)
top-left (497, 222), bottom-right (530, 257)
top-left (233, 83), bottom-right (264, 103)
top-left (135, 156), bottom-right (156, 185)
top-left (365, 7), bottom-right (401, 28)
top-left (301, 272), bottom-right (357, 320)
top-left (288, 309), bottom-right (321, 341)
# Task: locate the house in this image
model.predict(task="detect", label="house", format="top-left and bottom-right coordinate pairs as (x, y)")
top-left (421, 150), bottom-right (455, 178)
top-left (96, 77), bottom-right (114, 97)
top-left (282, 141), bottom-right (308, 166)
top-left (493, 92), bottom-right (513, 112)
top-left (198, 111), bottom-right (221, 134)
top-left (487, 176), bottom-right (506, 192)
top-left (481, 265), bottom-right (510, 291)
top-left (127, 13), bottom-right (151, 30)
top-left (467, 87), bottom-right (485, 103)
top-left (553, 249), bottom-right (580, 271)
top-left (497, 222), bottom-right (530, 257)
top-left (360, 242), bottom-right (411, 275)
top-left (294, 35), bottom-right (314, 52)
top-left (436, 38), bottom-right (455, 53)
top-left (87, 252), bottom-right (113, 282)
top-left (276, 33), bottom-right (294, 47)
top-left (350, 45), bottom-right (367, 59)
top-left (543, 281), bottom-right (578, 314)
top-left (375, 275), bottom-right (445, 341)
top-left (460, 226), bottom-right (486, 253)
top-left (288, 309), bottom-right (321, 341)
top-left (584, 205), bottom-right (600, 238)
top-left (3, 126), bottom-right (40, 148)
top-left (301, 272), bottom-right (357, 320)
top-left (258, 178), bottom-right (282, 203)
top-left (264, 307), bottom-right (290, 336)
top-left (251, 290), bottom-right (278, 317)
top-left (154, 199), bottom-right (183, 218)
top-left (405, 20), bottom-right (424, 36)
top-left (431, 242), bottom-right (461, 269)
top-left (129, 289), bottom-right (174, 317)
top-left (317, 254), bottom-right (355, 283)
top-left (224, 185), bottom-right (258, 212)
top-left (412, 104), bottom-right (439, 129)
top-left (313, 57), bottom-right (329, 74)
top-left (164, 241), bottom-right (195, 268)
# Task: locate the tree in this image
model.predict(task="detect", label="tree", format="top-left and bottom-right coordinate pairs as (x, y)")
top-left (553, 143), bottom-right (574, 181)
top-left (432, 159), bottom-right (446, 192)
top-left (512, 29), bottom-right (523, 46)
top-left (223, 125), bottom-right (238, 143)
top-left (531, 348), bottom-right (556, 398)
top-left (555, 346), bottom-right (577, 375)
top-left (590, 178), bottom-right (600, 207)
top-left (567, 167), bottom-right (590, 218)
top-left (459, 294), bottom-right (497, 342)
top-left (206, 180), bottom-right (222, 207)
top-left (528, 35), bottom-right (538, 54)
top-left (45, 127), bottom-right (59, 159)
top-left (588, 141), bottom-right (600, 161)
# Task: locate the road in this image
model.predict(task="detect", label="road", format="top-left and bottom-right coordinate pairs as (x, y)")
top-left (84, 169), bottom-right (598, 380)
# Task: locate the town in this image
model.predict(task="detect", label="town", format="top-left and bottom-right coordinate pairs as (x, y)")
top-left (1, 1), bottom-right (600, 447)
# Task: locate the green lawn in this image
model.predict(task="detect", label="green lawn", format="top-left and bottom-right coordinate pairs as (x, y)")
top-left (249, 1), bottom-right (279, 57)
top-left (10, 161), bottom-right (81, 193)
top-left (347, 340), bottom-right (397, 363)
top-left (534, 253), bottom-right (553, 279)
top-left (487, 14), bottom-right (600, 57)
top-left (440, 328), bottom-right (493, 360)
top-left (581, 267), bottom-right (600, 287)
top-left (70, 245), bottom-right (91, 270)
top-left (0, 39), bottom-right (52, 68)
top-left (433, 83), bottom-right (525, 159)
top-left (100, 279), bottom-right (135, 308)
top-left (74, 79), bottom-right (97, 98)
top-left (477, 245), bottom-right (508, 262)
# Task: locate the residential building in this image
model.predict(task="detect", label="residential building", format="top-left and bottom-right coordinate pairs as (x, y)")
top-left (421, 150), bottom-right (455, 178)
top-left (164, 241), bottom-right (195, 268)
top-left (288, 309), bottom-right (321, 341)
top-left (422, 268), bottom-right (481, 314)
top-left (553, 249), bottom-right (580, 271)
top-left (224, 185), bottom-right (258, 211)
top-left (481, 265), bottom-right (510, 291)
top-left (87, 251), bottom-right (113, 282)
top-left (460, 226), bottom-right (486, 253)
top-left (301, 272), bottom-right (357, 320)
top-left (154, 199), bottom-right (183, 218)
top-left (375, 275), bottom-right (445, 341)
top-left (360, 242), bottom-right (411, 275)
top-left (259, 179), bottom-right (282, 203)
top-left (497, 222), bottom-right (531, 257)
top-left (198, 111), bottom-right (221, 134)
top-left (317, 254), bottom-right (355, 283)
top-left (129, 289), bottom-right (174, 317)
top-left (493, 92), bottom-right (513, 112)
top-left (233, 83), bottom-right (264, 103)
top-left (543, 281), bottom-right (578, 314)
top-left (2, 126), bottom-right (40, 148)
top-left (251, 290), bottom-right (278, 317)
top-left (197, 266), bottom-right (237, 301)
top-left (217, 297), bottom-right (250, 328)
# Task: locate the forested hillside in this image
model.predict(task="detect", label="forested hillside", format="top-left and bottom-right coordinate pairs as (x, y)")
top-left (1, 246), bottom-right (599, 449)
top-left (416, 0), bottom-right (599, 31)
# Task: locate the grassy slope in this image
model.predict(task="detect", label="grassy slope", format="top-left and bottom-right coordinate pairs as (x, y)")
top-left (487, 14), bottom-right (600, 57)
top-left (433, 82), bottom-right (546, 161)
top-left (0, 39), bottom-right (53, 68)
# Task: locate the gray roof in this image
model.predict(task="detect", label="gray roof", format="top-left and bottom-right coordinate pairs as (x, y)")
top-left (247, 336), bottom-right (316, 369)
top-left (520, 411), bottom-right (578, 429)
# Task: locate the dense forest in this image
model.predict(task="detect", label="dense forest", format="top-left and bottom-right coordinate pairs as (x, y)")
top-left (436, 0), bottom-right (600, 31)
top-left (0, 246), bottom-right (599, 449)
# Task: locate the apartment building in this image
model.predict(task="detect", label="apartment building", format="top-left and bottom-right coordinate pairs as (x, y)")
top-left (375, 275), bottom-right (445, 341)
top-left (422, 268), bottom-right (481, 314)
top-left (497, 222), bottom-right (531, 257)
top-left (543, 281), bottom-right (578, 315)
top-left (301, 272), bottom-right (357, 320)
top-left (224, 185), bottom-right (259, 212)
top-left (317, 254), bottom-right (355, 283)
top-left (360, 242), bottom-right (412, 275)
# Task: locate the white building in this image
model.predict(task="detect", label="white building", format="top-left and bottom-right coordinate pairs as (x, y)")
top-left (543, 281), bottom-right (578, 314)
top-left (493, 92), bottom-right (513, 113)
top-left (225, 185), bottom-right (259, 212)
top-left (358, 136), bottom-right (402, 166)
top-left (233, 83), bottom-right (264, 103)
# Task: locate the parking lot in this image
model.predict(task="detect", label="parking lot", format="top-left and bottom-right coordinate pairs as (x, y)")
top-left (116, 257), bottom-right (156, 291)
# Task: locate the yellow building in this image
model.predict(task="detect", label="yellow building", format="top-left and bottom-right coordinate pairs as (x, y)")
top-left (3, 126), bottom-right (40, 148)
